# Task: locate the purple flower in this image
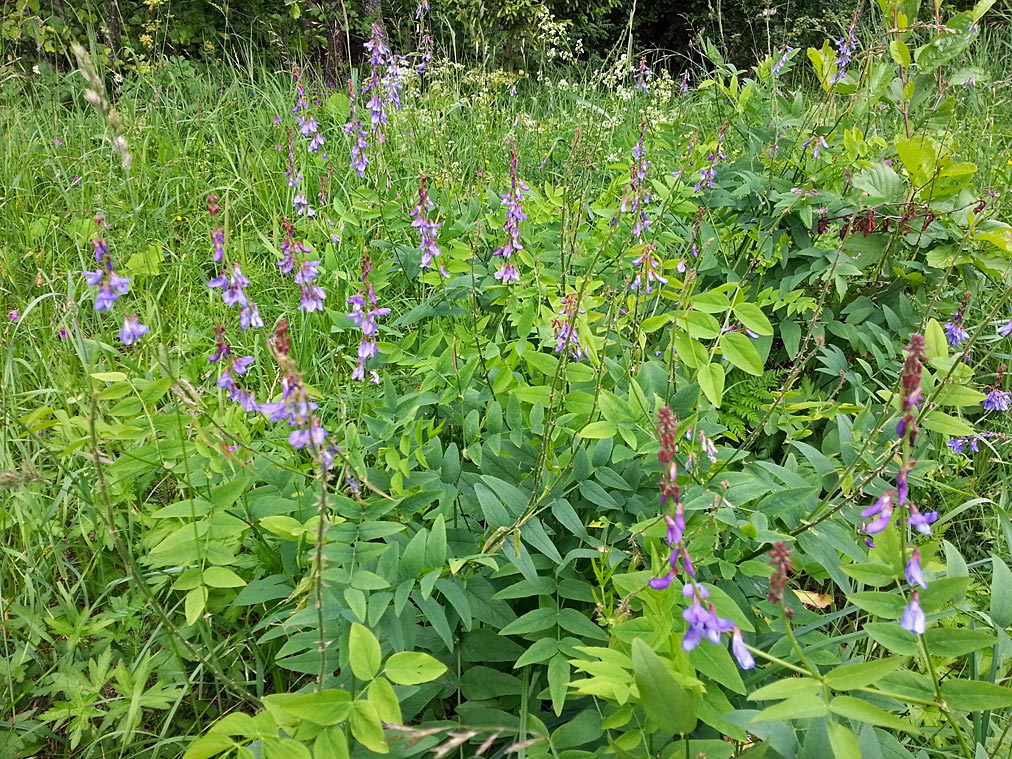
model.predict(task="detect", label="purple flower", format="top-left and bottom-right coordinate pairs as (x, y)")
top-left (635, 57), bottom-right (651, 92)
top-left (681, 598), bottom-right (734, 651)
top-left (772, 47), bottom-right (794, 77)
top-left (299, 283), bottom-right (326, 312)
top-left (209, 264), bottom-right (250, 307)
top-left (347, 287), bottom-right (390, 381)
top-left (861, 490), bottom-right (894, 535)
top-left (731, 628), bottom-right (755, 670)
top-left (907, 506), bottom-right (938, 536)
top-left (984, 388), bottom-right (1011, 412)
top-left (900, 592), bottom-right (926, 635)
top-left (239, 302), bottom-right (264, 331)
top-left (211, 228), bottom-right (225, 262)
top-left (905, 549), bottom-right (927, 589)
top-left (7, 310), bottom-right (18, 321)
top-left (998, 319), bottom-right (1012, 337)
top-left (118, 314), bottom-right (149, 345)
top-left (831, 26), bottom-right (859, 83)
top-left (944, 318), bottom-right (969, 346)
top-left (631, 245), bottom-right (667, 294)
top-left (946, 437), bottom-right (965, 454)
top-left (83, 268), bottom-right (131, 312)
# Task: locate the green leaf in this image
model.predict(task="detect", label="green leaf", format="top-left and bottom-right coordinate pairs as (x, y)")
top-left (631, 638), bottom-right (697, 734)
top-left (752, 694), bottom-right (829, 722)
top-left (895, 136), bottom-right (938, 188)
top-left (941, 680), bottom-right (1012, 712)
top-left (933, 384), bottom-right (987, 407)
top-left (578, 420), bottom-right (618, 439)
top-left (926, 317), bottom-right (947, 360)
top-left (314, 725), bottom-right (350, 759)
top-left (264, 738), bottom-right (312, 759)
top-left (827, 722), bottom-right (861, 759)
top-left (349, 623), bottom-right (382, 681)
top-left (691, 290), bottom-right (732, 313)
top-left (500, 607), bottom-right (558, 636)
top-left (548, 652), bottom-right (570, 716)
top-left (846, 592), bottom-right (905, 619)
top-left (922, 411), bottom-right (975, 437)
top-left (719, 332), bottom-right (764, 376)
top-left (264, 690), bottom-right (352, 726)
top-left (202, 567), bottom-right (246, 588)
top-left (851, 163), bottom-right (905, 203)
top-left (830, 695), bottom-right (918, 733)
top-left (349, 700), bottom-right (388, 754)
top-left (698, 363), bottom-right (725, 408)
top-left (864, 622), bottom-right (918, 655)
top-left (923, 628), bottom-right (995, 657)
top-left (992, 556), bottom-right (1012, 627)
top-left (185, 586), bottom-right (207, 626)
top-left (383, 651), bottom-right (447, 685)
top-left (368, 677), bottom-right (402, 725)
top-left (749, 677), bottom-right (822, 702)
top-left (825, 658), bottom-right (905, 691)
top-left (182, 734), bottom-right (235, 759)
top-left (733, 302), bottom-right (774, 336)
top-left (672, 331), bottom-right (709, 368)
top-left (889, 39), bottom-right (911, 68)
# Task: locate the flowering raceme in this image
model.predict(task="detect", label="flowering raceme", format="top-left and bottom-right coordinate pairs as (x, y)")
top-left (492, 139), bottom-right (528, 284)
top-left (647, 407), bottom-right (754, 670)
top-left (411, 178), bottom-right (447, 277)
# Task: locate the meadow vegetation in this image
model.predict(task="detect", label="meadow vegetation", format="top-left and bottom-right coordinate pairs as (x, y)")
top-left (3, 1), bottom-right (1012, 757)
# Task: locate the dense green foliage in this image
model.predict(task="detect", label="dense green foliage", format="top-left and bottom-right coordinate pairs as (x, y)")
top-left (4, 1), bottom-right (1012, 758)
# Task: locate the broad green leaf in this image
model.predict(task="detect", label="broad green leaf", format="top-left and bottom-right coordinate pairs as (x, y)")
top-left (264, 737), bottom-right (312, 759)
top-left (349, 700), bottom-right (388, 754)
top-left (264, 690), bottom-right (352, 726)
top-left (922, 411), bottom-right (975, 437)
top-left (578, 420), bottom-right (618, 439)
top-left (202, 567), bottom-right (246, 588)
top-left (631, 638), bottom-right (697, 734)
top-left (641, 314), bottom-right (673, 333)
top-left (991, 556), bottom-right (1012, 627)
top-left (864, 622), bottom-right (918, 655)
top-left (314, 726), bottom-right (350, 759)
top-left (678, 310), bottom-right (722, 339)
top-left (367, 677), bottom-right (402, 724)
top-left (691, 290), bottom-right (732, 313)
top-left (672, 331), bottom-right (709, 368)
top-left (895, 136), bottom-right (938, 188)
top-left (383, 651), bottom-right (447, 685)
top-left (719, 332), bottom-right (764, 376)
top-left (182, 734), bottom-right (235, 759)
top-left (923, 628), bottom-right (995, 657)
top-left (752, 694), bottom-right (829, 722)
top-left (923, 319), bottom-right (948, 360)
top-left (185, 586), bottom-right (208, 626)
top-left (732, 302), bottom-right (774, 336)
top-left (749, 677), bottom-right (822, 702)
top-left (933, 384), bottom-right (986, 407)
top-left (851, 163), bottom-right (905, 203)
top-left (889, 39), bottom-right (911, 68)
top-left (975, 225), bottom-right (1012, 253)
top-left (941, 680), bottom-right (1012, 712)
top-left (846, 592), bottom-right (905, 619)
top-left (698, 363), bottom-right (725, 408)
top-left (349, 623), bottom-right (382, 681)
top-left (825, 658), bottom-right (905, 691)
top-left (548, 652), bottom-right (570, 716)
top-left (830, 695), bottom-right (918, 733)
top-left (827, 722), bottom-right (861, 759)
top-left (500, 607), bottom-right (558, 636)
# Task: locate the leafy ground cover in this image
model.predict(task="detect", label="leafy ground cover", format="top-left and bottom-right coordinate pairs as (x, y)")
top-left (3, 2), bottom-right (1012, 757)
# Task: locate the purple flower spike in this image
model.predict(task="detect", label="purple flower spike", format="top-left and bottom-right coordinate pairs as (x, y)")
top-left (118, 314), bottom-right (149, 345)
top-left (412, 178), bottom-right (448, 277)
top-left (211, 228), bottom-right (225, 262)
top-left (900, 592), bottom-right (926, 635)
top-left (731, 628), bottom-right (755, 670)
top-left (905, 549), bottom-right (928, 589)
top-left (984, 388), bottom-right (1011, 412)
